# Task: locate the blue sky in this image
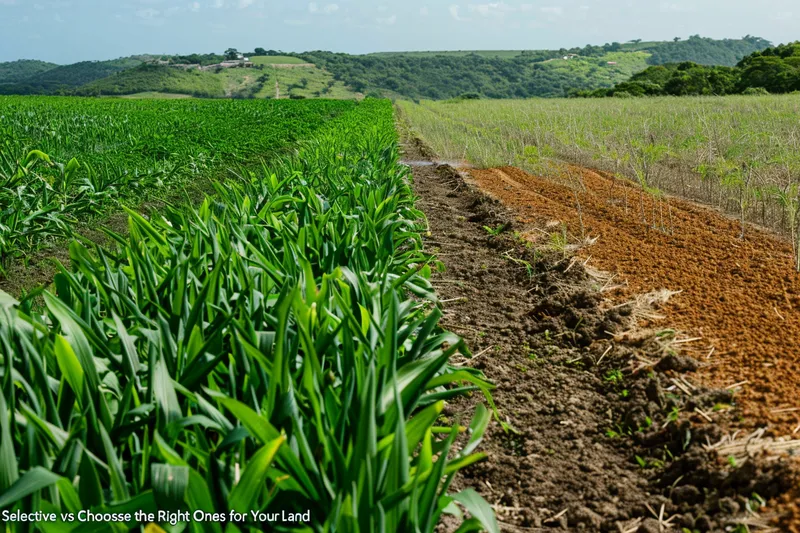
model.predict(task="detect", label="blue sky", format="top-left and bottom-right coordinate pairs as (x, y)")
top-left (0, 0), bottom-right (798, 64)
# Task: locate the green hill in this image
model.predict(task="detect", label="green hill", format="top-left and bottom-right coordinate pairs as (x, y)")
top-left (643, 35), bottom-right (772, 66)
top-left (75, 64), bottom-right (225, 98)
top-left (304, 36), bottom-right (771, 100)
top-left (0, 58), bottom-right (144, 94)
top-left (0, 36), bottom-right (772, 100)
top-left (0, 60), bottom-right (59, 85)
top-left (74, 63), bottom-right (357, 100)
top-left (305, 50), bottom-right (651, 99)
top-left (254, 65), bottom-right (356, 99)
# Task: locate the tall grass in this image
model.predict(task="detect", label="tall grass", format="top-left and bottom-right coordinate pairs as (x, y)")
top-left (0, 100), bottom-right (497, 532)
top-left (400, 96), bottom-right (800, 261)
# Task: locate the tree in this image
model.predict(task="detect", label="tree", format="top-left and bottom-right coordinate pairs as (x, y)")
top-left (739, 55), bottom-right (798, 93)
top-left (673, 37), bottom-right (681, 42)
top-left (224, 48), bottom-right (239, 60)
top-left (254, 47), bottom-right (267, 56)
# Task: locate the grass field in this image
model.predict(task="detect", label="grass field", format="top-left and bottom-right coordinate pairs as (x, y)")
top-left (250, 55), bottom-right (309, 65)
top-left (538, 51), bottom-right (650, 87)
top-left (78, 65), bottom-right (226, 97)
top-left (254, 65), bottom-right (356, 99)
top-left (399, 95), bottom-right (800, 261)
top-left (0, 97), bottom-right (497, 533)
top-left (0, 96), bottom-right (354, 272)
top-left (76, 62), bottom-right (356, 100)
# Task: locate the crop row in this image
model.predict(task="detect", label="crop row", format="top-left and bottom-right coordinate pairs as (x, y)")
top-left (0, 99), bottom-right (497, 532)
top-left (0, 97), bottom-right (355, 274)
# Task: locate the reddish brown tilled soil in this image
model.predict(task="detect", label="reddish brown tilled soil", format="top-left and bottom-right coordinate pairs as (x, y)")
top-left (468, 165), bottom-right (800, 437)
top-left (402, 136), bottom-right (799, 532)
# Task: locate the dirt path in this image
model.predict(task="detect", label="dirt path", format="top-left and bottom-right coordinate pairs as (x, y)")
top-left (401, 135), bottom-right (798, 532)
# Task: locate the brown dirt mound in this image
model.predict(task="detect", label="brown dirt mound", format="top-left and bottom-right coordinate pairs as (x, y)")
top-left (468, 165), bottom-right (800, 437)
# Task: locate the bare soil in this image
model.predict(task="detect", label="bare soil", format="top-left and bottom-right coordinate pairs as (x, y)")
top-left (401, 135), bottom-right (799, 532)
top-left (467, 165), bottom-right (800, 436)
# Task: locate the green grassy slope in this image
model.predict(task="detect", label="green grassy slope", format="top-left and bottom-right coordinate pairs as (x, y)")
top-left (251, 55), bottom-right (308, 65)
top-left (75, 65), bottom-right (225, 98)
top-left (540, 51), bottom-right (650, 84)
top-left (254, 65), bottom-right (356, 99)
top-left (0, 58), bottom-right (144, 94)
top-left (76, 63), bottom-right (357, 100)
top-left (0, 60), bottom-right (59, 84)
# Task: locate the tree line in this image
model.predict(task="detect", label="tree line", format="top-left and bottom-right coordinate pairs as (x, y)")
top-left (574, 41), bottom-right (800, 97)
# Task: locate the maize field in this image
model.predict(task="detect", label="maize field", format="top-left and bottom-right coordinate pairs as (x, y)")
top-left (0, 99), bottom-right (498, 532)
top-left (0, 97), bottom-right (354, 275)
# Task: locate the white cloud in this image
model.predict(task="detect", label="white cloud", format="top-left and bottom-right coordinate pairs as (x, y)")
top-left (419, 6), bottom-right (429, 16)
top-left (238, 0), bottom-right (253, 8)
top-left (0, 0), bottom-right (18, 5)
top-left (377, 14), bottom-right (396, 25)
top-left (211, 0), bottom-right (225, 8)
top-left (449, 4), bottom-right (467, 21)
top-left (190, 1), bottom-right (200, 11)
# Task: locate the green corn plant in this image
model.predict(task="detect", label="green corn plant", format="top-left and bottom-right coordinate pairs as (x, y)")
top-left (0, 100), bottom-right (497, 533)
top-left (0, 97), bottom-right (358, 274)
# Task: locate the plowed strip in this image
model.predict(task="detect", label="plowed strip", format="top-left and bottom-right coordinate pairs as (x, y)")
top-left (469, 165), bottom-right (800, 435)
